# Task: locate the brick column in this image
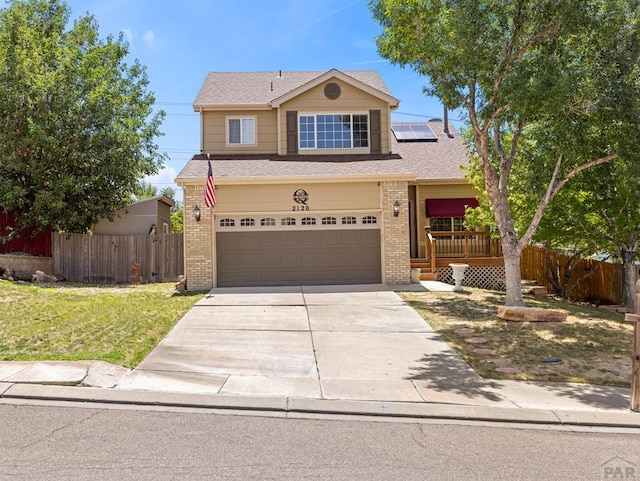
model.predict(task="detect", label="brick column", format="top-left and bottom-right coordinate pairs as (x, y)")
top-left (381, 180), bottom-right (410, 284)
top-left (183, 185), bottom-right (214, 290)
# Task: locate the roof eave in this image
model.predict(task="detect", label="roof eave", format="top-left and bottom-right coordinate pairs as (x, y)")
top-left (270, 69), bottom-right (399, 108)
top-left (176, 172), bottom-right (416, 186)
top-left (193, 103), bottom-right (273, 111)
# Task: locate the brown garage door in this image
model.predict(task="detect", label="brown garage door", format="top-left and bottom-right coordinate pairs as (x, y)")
top-left (217, 230), bottom-right (381, 287)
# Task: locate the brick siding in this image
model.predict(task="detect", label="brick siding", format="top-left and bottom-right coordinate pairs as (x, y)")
top-left (183, 185), bottom-right (214, 290)
top-left (381, 180), bottom-right (410, 284)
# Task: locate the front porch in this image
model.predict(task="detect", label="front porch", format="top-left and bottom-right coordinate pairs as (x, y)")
top-left (410, 229), bottom-right (505, 289)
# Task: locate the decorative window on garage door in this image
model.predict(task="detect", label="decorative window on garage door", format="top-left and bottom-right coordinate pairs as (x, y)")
top-left (216, 214), bottom-right (382, 231)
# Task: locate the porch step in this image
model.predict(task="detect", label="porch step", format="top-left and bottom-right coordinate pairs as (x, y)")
top-left (410, 259), bottom-right (437, 281)
top-left (420, 272), bottom-right (438, 281)
top-left (410, 259), bottom-right (431, 269)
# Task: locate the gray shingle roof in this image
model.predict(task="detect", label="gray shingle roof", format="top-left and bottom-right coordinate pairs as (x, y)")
top-left (193, 70), bottom-right (394, 107)
top-left (176, 121), bottom-right (470, 183)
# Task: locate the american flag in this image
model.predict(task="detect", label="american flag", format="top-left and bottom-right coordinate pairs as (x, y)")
top-left (205, 160), bottom-right (216, 207)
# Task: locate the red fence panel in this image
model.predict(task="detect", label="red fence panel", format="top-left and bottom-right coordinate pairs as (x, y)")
top-left (0, 211), bottom-right (52, 257)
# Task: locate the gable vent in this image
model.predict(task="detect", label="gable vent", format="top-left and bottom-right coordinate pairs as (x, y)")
top-left (324, 82), bottom-right (341, 100)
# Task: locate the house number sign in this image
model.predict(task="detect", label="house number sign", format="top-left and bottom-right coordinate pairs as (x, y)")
top-left (292, 189), bottom-right (310, 211)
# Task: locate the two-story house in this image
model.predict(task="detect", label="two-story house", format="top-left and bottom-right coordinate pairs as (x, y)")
top-left (176, 69), bottom-right (494, 291)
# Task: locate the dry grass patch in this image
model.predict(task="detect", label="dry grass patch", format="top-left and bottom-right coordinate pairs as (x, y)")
top-left (0, 280), bottom-right (205, 368)
top-left (399, 288), bottom-right (634, 387)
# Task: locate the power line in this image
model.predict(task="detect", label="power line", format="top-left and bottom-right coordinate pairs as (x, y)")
top-left (155, 101), bottom-right (192, 106)
top-left (393, 111), bottom-right (464, 123)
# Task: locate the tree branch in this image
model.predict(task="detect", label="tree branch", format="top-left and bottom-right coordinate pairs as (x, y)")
top-left (518, 153), bottom-right (619, 250)
top-left (554, 154), bottom-right (619, 194)
top-left (487, 14), bottom-right (560, 113)
top-left (498, 118), bottom-right (525, 194)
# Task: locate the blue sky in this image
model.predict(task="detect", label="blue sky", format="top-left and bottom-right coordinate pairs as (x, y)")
top-left (65, 0), bottom-right (460, 202)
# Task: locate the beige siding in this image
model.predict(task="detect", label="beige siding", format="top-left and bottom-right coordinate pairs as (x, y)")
top-left (416, 183), bottom-right (480, 258)
top-left (279, 79), bottom-right (392, 155)
top-left (93, 199), bottom-right (172, 236)
top-left (216, 182), bottom-right (380, 214)
top-left (202, 110), bottom-right (278, 154)
top-left (157, 203), bottom-right (172, 232)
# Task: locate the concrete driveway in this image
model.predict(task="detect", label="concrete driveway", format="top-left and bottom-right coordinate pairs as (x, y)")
top-left (116, 284), bottom-right (482, 403)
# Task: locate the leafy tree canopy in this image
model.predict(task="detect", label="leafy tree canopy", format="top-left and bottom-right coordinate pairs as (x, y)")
top-left (371, 0), bottom-right (636, 305)
top-left (0, 0), bottom-right (166, 236)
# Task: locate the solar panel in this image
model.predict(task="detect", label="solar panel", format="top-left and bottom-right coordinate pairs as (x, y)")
top-left (392, 123), bottom-right (438, 142)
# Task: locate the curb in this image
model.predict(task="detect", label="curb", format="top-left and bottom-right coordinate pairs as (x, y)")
top-left (2, 383), bottom-right (639, 429)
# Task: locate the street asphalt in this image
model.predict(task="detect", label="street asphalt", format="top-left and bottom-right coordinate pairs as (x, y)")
top-left (0, 282), bottom-right (638, 429)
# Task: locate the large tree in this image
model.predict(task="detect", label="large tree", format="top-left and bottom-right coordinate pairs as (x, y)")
top-left (370, 0), bottom-right (631, 306)
top-left (0, 0), bottom-right (165, 237)
top-left (467, 0), bottom-right (640, 307)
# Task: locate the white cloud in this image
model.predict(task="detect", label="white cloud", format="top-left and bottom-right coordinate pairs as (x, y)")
top-left (121, 28), bottom-right (133, 45)
top-left (143, 30), bottom-right (166, 49)
top-left (145, 166), bottom-right (178, 186)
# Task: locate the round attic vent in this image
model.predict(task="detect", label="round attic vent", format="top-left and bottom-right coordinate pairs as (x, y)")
top-left (324, 82), bottom-right (341, 100)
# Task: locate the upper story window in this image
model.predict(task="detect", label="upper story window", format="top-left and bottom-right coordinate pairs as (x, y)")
top-left (299, 113), bottom-right (368, 150)
top-left (227, 116), bottom-right (256, 145)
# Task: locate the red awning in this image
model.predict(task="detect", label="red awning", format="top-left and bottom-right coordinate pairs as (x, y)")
top-left (425, 198), bottom-right (479, 218)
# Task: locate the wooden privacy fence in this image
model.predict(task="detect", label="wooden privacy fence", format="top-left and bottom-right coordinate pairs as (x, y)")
top-left (53, 233), bottom-right (183, 284)
top-left (521, 245), bottom-right (623, 305)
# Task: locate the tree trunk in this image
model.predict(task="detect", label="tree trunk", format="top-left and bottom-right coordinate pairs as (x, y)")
top-left (502, 240), bottom-right (525, 306)
top-left (621, 247), bottom-right (637, 309)
top-left (484, 168), bottom-right (525, 307)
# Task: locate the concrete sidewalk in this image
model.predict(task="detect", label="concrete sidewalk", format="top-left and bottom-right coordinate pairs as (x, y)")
top-left (0, 282), bottom-right (637, 428)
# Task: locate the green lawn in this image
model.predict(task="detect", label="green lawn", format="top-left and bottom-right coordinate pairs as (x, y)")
top-left (1, 280), bottom-right (634, 387)
top-left (399, 288), bottom-right (634, 387)
top-left (0, 280), bottom-right (205, 368)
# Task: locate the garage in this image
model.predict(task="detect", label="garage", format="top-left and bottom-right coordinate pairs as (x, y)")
top-left (216, 228), bottom-right (381, 287)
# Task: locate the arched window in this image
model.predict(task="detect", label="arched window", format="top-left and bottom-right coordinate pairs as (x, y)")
top-left (322, 216), bottom-right (337, 225)
top-left (261, 217), bottom-right (276, 226)
top-left (302, 217), bottom-right (317, 225)
top-left (240, 218), bottom-right (255, 227)
top-left (362, 215), bottom-right (377, 225)
top-left (281, 217), bottom-right (296, 226)
top-left (341, 216), bottom-right (357, 225)
top-left (219, 218), bottom-right (235, 227)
